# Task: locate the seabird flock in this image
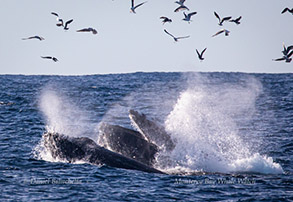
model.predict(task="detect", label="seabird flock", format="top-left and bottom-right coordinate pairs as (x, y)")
top-left (163, 1), bottom-right (241, 62)
top-left (22, 11), bottom-right (98, 62)
top-left (22, 1), bottom-right (293, 64)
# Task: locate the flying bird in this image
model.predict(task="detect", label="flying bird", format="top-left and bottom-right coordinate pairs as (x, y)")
top-left (281, 7), bottom-right (293, 15)
top-left (77, 27), bottom-right (98, 35)
top-left (160, 16), bottom-right (172, 24)
top-left (229, 16), bottom-right (242, 25)
top-left (41, 56), bottom-right (58, 62)
top-left (51, 12), bottom-right (63, 27)
top-left (130, 0), bottom-right (147, 13)
top-left (164, 29), bottom-right (190, 42)
top-left (174, 5), bottom-right (189, 12)
top-left (22, 36), bottom-right (45, 41)
top-left (212, 29), bottom-right (230, 37)
top-left (282, 43), bottom-right (293, 55)
top-left (273, 51), bottom-right (293, 63)
top-left (51, 12), bottom-right (60, 20)
top-left (51, 12), bottom-right (73, 30)
top-left (196, 48), bottom-right (207, 61)
top-left (175, 0), bottom-right (186, 6)
top-left (63, 19), bottom-right (73, 30)
top-left (214, 11), bottom-right (232, 26)
top-left (182, 11), bottom-right (197, 23)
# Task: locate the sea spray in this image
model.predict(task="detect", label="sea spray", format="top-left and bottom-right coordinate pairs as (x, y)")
top-left (164, 73), bottom-right (283, 174)
top-left (34, 86), bottom-right (99, 162)
top-left (38, 86), bottom-right (98, 138)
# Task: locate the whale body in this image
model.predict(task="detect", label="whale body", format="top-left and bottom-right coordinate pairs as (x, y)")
top-left (43, 132), bottom-right (164, 174)
top-left (98, 123), bottom-right (159, 166)
top-left (41, 109), bottom-right (175, 174)
top-left (129, 109), bottom-right (175, 151)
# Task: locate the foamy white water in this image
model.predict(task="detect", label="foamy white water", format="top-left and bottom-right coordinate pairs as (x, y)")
top-left (164, 75), bottom-right (283, 174)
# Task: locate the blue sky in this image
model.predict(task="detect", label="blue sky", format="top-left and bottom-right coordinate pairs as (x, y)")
top-left (0, 0), bottom-right (292, 75)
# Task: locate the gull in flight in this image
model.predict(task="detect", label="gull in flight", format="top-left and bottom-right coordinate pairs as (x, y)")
top-left (196, 48), bottom-right (207, 61)
top-left (182, 11), bottom-right (197, 23)
top-left (164, 29), bottom-right (190, 42)
top-left (281, 7), bottom-right (293, 15)
top-left (130, 0), bottom-right (147, 13)
top-left (51, 12), bottom-right (63, 27)
top-left (282, 43), bottom-right (293, 55)
top-left (51, 12), bottom-right (73, 30)
top-left (229, 16), bottom-right (242, 25)
top-left (174, 0), bottom-right (189, 12)
top-left (77, 27), bottom-right (98, 35)
top-left (41, 56), bottom-right (58, 62)
top-left (22, 36), bottom-right (45, 41)
top-left (214, 11), bottom-right (232, 26)
top-left (274, 43), bottom-right (293, 63)
top-left (160, 16), bottom-right (172, 24)
top-left (212, 29), bottom-right (230, 37)
top-left (273, 51), bottom-right (293, 63)
top-left (175, 0), bottom-right (186, 6)
top-left (63, 19), bottom-right (74, 30)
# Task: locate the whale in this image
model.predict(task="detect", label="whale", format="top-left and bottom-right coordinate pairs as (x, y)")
top-left (43, 132), bottom-right (164, 174)
top-left (41, 109), bottom-right (175, 174)
top-left (129, 109), bottom-right (175, 152)
top-left (98, 123), bottom-right (159, 166)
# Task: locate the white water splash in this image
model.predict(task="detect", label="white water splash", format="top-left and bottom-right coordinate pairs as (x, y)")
top-left (38, 87), bottom-right (98, 139)
top-left (164, 74), bottom-right (283, 174)
top-left (35, 86), bottom-right (99, 162)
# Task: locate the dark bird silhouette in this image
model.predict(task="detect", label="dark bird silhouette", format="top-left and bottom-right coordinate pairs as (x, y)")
top-left (51, 12), bottom-right (63, 27)
top-left (175, 0), bottom-right (186, 6)
top-left (229, 16), bottom-right (242, 25)
top-left (196, 48), bottom-right (207, 61)
top-left (41, 56), bottom-right (58, 62)
top-left (130, 0), bottom-right (147, 13)
top-left (174, 0), bottom-right (189, 12)
top-left (22, 36), bottom-right (45, 41)
top-left (160, 16), bottom-right (172, 24)
top-left (273, 51), bottom-right (293, 63)
top-left (182, 11), bottom-right (197, 23)
top-left (282, 43), bottom-right (293, 55)
top-left (77, 27), bottom-right (97, 35)
top-left (214, 11), bottom-right (232, 26)
top-left (281, 8), bottom-right (293, 15)
top-left (51, 12), bottom-right (73, 30)
top-left (63, 19), bottom-right (73, 30)
top-left (164, 29), bottom-right (190, 42)
top-left (212, 29), bottom-right (230, 37)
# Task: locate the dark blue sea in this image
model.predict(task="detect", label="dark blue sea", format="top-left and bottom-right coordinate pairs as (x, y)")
top-left (0, 72), bottom-right (292, 201)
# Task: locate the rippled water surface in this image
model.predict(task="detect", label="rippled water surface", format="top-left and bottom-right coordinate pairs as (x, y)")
top-left (0, 72), bottom-right (292, 201)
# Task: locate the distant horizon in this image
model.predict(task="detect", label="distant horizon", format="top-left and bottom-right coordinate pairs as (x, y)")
top-left (0, 70), bottom-right (292, 76)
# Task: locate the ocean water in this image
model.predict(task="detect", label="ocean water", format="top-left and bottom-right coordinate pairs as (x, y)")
top-left (0, 72), bottom-right (292, 201)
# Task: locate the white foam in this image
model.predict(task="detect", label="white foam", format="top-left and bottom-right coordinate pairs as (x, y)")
top-left (163, 73), bottom-right (283, 174)
top-left (228, 153), bottom-right (284, 174)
